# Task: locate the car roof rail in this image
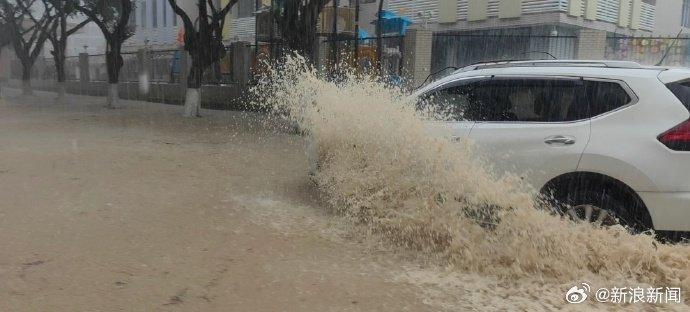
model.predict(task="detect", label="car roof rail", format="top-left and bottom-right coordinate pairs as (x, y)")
top-left (456, 60), bottom-right (645, 72)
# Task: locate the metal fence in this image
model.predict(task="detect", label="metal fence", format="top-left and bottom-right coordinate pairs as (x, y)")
top-left (120, 52), bottom-right (139, 82)
top-left (88, 54), bottom-right (107, 82)
top-left (65, 56), bottom-right (80, 81)
top-left (17, 35), bottom-right (690, 85)
top-left (12, 33), bottom-right (690, 109)
top-left (431, 33), bottom-right (577, 73)
top-left (42, 58), bottom-right (56, 80)
top-left (316, 35), bottom-right (405, 81)
top-left (18, 49), bottom-right (245, 85)
top-left (8, 47), bottom-right (248, 110)
top-left (149, 50), bottom-right (177, 83)
top-left (201, 48), bottom-right (234, 85)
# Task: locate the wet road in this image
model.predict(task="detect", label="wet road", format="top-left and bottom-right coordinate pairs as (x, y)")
top-left (0, 90), bottom-right (436, 311)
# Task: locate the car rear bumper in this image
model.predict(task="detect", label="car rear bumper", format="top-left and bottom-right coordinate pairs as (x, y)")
top-left (639, 191), bottom-right (690, 231)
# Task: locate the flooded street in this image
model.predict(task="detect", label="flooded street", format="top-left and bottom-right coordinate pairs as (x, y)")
top-left (0, 86), bottom-right (688, 312)
top-left (3, 0), bottom-right (690, 310)
top-left (0, 89), bottom-right (441, 311)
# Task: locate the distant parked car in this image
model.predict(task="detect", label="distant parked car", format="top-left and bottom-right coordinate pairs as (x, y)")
top-left (311, 60), bottom-right (690, 232)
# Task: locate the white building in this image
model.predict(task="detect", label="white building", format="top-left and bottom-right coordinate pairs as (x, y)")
top-left (122, 0), bottom-right (257, 51)
top-left (375, 0), bottom-right (690, 69)
top-left (655, 0), bottom-right (690, 36)
top-left (385, 0), bottom-right (657, 35)
top-left (66, 23), bottom-right (106, 56)
top-left (124, 0), bottom-right (184, 50)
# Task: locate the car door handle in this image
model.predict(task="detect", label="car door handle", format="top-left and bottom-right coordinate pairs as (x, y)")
top-left (544, 135), bottom-right (576, 145)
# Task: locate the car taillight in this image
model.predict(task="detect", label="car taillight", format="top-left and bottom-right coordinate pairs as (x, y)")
top-left (659, 119), bottom-right (690, 151)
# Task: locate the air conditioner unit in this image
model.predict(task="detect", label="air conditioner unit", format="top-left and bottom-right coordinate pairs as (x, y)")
top-left (318, 7), bottom-right (356, 34)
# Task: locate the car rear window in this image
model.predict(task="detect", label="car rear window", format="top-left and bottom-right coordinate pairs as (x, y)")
top-left (585, 80), bottom-right (632, 117)
top-left (666, 81), bottom-right (690, 112)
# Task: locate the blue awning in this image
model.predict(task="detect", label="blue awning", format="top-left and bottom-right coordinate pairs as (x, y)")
top-left (372, 10), bottom-right (412, 35)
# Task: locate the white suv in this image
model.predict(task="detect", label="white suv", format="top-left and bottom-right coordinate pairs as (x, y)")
top-left (410, 60), bottom-right (690, 232)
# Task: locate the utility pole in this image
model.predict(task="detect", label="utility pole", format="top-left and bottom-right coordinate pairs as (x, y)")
top-left (376, 0), bottom-right (384, 76)
top-left (254, 0), bottom-right (259, 59)
top-left (354, 0), bottom-right (359, 65)
top-left (269, 0), bottom-right (275, 60)
top-left (332, 0), bottom-right (339, 67)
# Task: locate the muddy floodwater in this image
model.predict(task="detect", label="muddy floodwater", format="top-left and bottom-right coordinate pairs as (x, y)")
top-left (0, 89), bottom-right (426, 311)
top-left (0, 82), bottom-right (688, 311)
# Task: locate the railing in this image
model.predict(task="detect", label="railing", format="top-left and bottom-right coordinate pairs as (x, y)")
top-left (149, 49), bottom-right (178, 83)
top-left (317, 35), bottom-right (406, 81)
top-left (89, 53), bottom-right (108, 82)
top-left (8, 47), bottom-right (249, 110)
top-left (121, 52), bottom-right (139, 82)
top-left (65, 56), bottom-right (80, 81)
top-left (431, 33), bottom-right (578, 73)
top-left (42, 58), bottom-right (56, 80)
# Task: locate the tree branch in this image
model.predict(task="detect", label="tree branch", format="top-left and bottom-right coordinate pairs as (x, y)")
top-left (167, 0), bottom-right (194, 32)
top-left (75, 4), bottom-right (111, 39)
top-left (66, 18), bottom-right (90, 36)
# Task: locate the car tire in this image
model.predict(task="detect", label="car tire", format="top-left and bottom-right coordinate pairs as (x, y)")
top-left (550, 179), bottom-right (652, 233)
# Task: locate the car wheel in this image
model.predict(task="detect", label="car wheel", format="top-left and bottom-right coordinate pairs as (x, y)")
top-left (553, 183), bottom-right (652, 233)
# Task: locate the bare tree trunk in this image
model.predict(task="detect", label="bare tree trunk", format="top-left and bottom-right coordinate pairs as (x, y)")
top-left (21, 65), bottom-right (32, 95)
top-left (107, 83), bottom-right (118, 108)
top-left (54, 46), bottom-right (67, 102)
top-left (184, 88), bottom-right (200, 117)
top-left (0, 50), bottom-right (3, 99)
top-left (276, 0), bottom-right (327, 62)
top-left (183, 62), bottom-right (202, 117)
top-left (74, 0), bottom-right (133, 108)
top-left (105, 43), bottom-right (123, 108)
top-left (56, 81), bottom-right (66, 101)
top-left (168, 0), bottom-right (238, 117)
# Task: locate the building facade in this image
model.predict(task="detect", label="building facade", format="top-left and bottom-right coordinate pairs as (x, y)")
top-left (122, 0), bottom-right (258, 51)
top-left (124, 0), bottom-right (185, 50)
top-left (12, 0), bottom-right (690, 86)
top-left (115, 0), bottom-right (690, 49)
top-left (381, 0), bottom-right (659, 69)
top-left (655, 0), bottom-right (690, 36)
top-left (387, 0), bottom-right (657, 34)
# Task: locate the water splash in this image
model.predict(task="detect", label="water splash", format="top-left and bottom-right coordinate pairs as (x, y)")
top-left (253, 56), bottom-right (690, 305)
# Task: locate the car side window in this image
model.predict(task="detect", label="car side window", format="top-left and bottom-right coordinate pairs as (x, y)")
top-left (667, 80), bottom-right (690, 112)
top-left (417, 80), bottom-right (480, 121)
top-left (468, 79), bottom-right (589, 122)
top-left (419, 78), bottom-right (632, 122)
top-left (586, 80), bottom-right (633, 117)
